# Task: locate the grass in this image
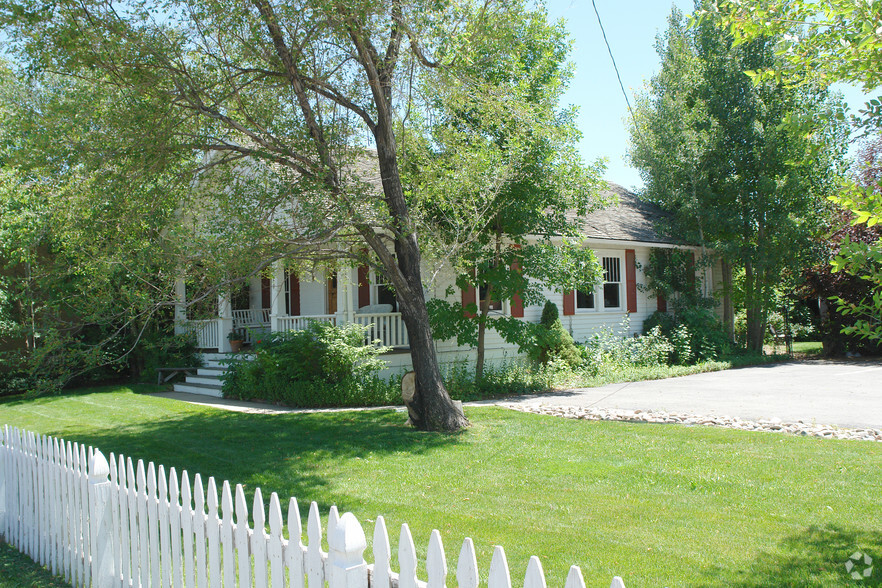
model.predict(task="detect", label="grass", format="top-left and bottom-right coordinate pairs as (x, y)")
top-left (791, 341), bottom-right (824, 356)
top-left (0, 542), bottom-right (70, 587)
top-left (2, 385), bottom-right (881, 587)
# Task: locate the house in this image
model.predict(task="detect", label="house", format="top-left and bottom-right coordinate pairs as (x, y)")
top-left (172, 182), bottom-right (721, 395)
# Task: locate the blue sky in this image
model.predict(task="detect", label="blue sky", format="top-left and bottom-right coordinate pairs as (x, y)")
top-left (547, 0), bottom-right (872, 191)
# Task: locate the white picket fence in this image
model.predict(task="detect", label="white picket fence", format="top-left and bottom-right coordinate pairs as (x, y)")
top-left (0, 426), bottom-right (627, 588)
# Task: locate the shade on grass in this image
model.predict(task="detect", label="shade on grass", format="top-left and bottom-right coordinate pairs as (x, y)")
top-left (1, 385), bottom-right (880, 587)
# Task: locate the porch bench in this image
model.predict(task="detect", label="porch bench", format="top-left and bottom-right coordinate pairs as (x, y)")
top-left (156, 367), bottom-right (198, 385)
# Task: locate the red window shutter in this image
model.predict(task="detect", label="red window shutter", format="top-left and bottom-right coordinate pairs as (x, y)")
top-left (510, 254), bottom-right (524, 318)
top-left (261, 277), bottom-right (271, 309)
top-left (626, 249), bottom-right (637, 314)
top-left (462, 284), bottom-right (477, 318)
top-left (511, 293), bottom-right (524, 318)
top-left (357, 265), bottom-right (371, 308)
top-left (657, 295), bottom-right (667, 312)
top-left (562, 290), bottom-right (575, 316)
top-left (288, 273), bottom-right (301, 316)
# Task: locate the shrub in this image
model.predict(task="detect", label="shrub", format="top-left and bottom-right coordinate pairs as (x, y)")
top-left (526, 301), bottom-right (582, 368)
top-left (644, 307), bottom-right (730, 362)
top-left (443, 359), bottom-right (555, 401)
top-left (582, 318), bottom-right (674, 372)
top-left (222, 322), bottom-right (400, 408)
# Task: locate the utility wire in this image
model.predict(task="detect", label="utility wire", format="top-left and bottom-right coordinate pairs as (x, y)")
top-left (591, 0), bottom-right (638, 124)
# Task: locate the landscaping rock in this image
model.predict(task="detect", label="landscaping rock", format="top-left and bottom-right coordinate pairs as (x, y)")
top-left (500, 404), bottom-right (882, 442)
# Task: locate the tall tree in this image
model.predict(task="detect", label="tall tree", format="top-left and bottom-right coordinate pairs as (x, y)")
top-left (414, 11), bottom-right (604, 378)
top-left (721, 0), bottom-right (882, 343)
top-left (0, 0), bottom-right (584, 430)
top-left (629, 5), bottom-right (847, 352)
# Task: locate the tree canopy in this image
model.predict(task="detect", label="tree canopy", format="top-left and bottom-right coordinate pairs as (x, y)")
top-left (629, 5), bottom-right (848, 352)
top-left (720, 0), bottom-right (882, 343)
top-left (0, 0), bottom-right (597, 427)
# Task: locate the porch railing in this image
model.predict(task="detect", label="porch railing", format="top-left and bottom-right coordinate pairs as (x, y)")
top-left (353, 312), bottom-right (409, 348)
top-left (275, 314), bottom-right (337, 332)
top-left (183, 319), bottom-right (220, 350)
top-left (185, 312), bottom-right (408, 350)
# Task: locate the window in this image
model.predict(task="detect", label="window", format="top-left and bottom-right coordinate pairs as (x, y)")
top-left (478, 283), bottom-right (503, 312)
top-left (373, 272), bottom-right (398, 311)
top-left (602, 256), bottom-right (622, 309)
top-left (576, 289), bottom-right (594, 310)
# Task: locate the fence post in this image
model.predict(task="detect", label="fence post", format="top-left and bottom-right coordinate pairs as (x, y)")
top-left (88, 450), bottom-right (114, 588)
top-left (328, 512), bottom-right (367, 588)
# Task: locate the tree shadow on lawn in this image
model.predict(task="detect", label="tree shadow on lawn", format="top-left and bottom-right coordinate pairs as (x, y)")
top-left (704, 525), bottom-right (882, 587)
top-left (40, 407), bottom-right (463, 518)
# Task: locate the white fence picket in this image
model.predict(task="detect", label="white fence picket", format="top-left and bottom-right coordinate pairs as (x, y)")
top-left (524, 557), bottom-right (547, 588)
top-left (137, 460), bottom-right (150, 588)
top-left (0, 428), bottom-right (629, 588)
top-left (194, 474), bottom-right (208, 588)
top-left (268, 493), bottom-right (285, 588)
top-left (169, 468), bottom-right (184, 588)
top-left (306, 501), bottom-right (325, 588)
top-left (253, 487), bottom-right (268, 588)
top-left (159, 465), bottom-right (173, 588)
top-left (286, 497), bottom-right (305, 588)
top-left (489, 546), bottom-right (513, 588)
top-left (565, 566), bottom-right (587, 588)
top-left (398, 523), bottom-right (419, 588)
top-left (221, 481), bottom-right (236, 588)
top-left (372, 516), bottom-right (391, 588)
top-left (207, 477), bottom-right (222, 588)
top-left (181, 472), bottom-right (196, 588)
top-left (235, 483), bottom-right (252, 587)
top-left (127, 457), bottom-right (141, 588)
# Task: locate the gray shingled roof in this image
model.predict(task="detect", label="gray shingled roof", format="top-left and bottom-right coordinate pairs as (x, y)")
top-left (578, 182), bottom-right (683, 245)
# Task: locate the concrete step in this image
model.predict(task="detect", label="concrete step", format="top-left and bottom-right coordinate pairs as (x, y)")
top-left (172, 382), bottom-right (223, 397)
top-left (196, 367), bottom-right (226, 377)
top-left (185, 375), bottom-right (225, 387)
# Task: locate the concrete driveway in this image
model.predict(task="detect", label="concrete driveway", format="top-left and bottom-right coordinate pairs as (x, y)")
top-left (502, 359), bottom-right (882, 429)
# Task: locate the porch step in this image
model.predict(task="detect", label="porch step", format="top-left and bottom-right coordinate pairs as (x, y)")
top-left (169, 353), bottom-right (236, 397)
top-left (185, 375), bottom-right (225, 387)
top-left (172, 382), bottom-right (223, 397)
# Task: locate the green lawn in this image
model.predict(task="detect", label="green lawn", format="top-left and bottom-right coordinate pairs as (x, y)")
top-left (2, 385), bottom-right (881, 587)
top-left (791, 341), bottom-right (824, 356)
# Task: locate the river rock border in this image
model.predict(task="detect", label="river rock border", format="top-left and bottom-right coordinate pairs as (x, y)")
top-left (501, 403), bottom-right (882, 442)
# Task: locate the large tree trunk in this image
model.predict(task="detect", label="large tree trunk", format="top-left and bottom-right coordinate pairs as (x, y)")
top-left (744, 261), bottom-right (765, 353)
top-left (721, 259), bottom-right (734, 341)
top-left (475, 299), bottom-right (489, 380)
top-left (372, 136), bottom-right (468, 432)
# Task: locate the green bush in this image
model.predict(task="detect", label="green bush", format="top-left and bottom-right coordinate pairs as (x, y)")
top-left (443, 359), bottom-right (554, 401)
top-left (582, 318), bottom-right (674, 372)
top-left (222, 322), bottom-right (400, 408)
top-left (644, 307), bottom-right (730, 362)
top-left (526, 301), bottom-right (582, 368)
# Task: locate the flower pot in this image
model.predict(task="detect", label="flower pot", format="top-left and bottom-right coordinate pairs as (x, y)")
top-left (229, 340), bottom-right (244, 353)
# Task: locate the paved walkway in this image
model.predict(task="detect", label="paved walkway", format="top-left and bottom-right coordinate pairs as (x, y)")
top-left (152, 359), bottom-right (882, 429)
top-left (497, 359), bottom-right (882, 429)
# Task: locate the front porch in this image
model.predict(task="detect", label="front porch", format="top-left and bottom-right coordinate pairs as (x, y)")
top-left (175, 261), bottom-right (409, 351)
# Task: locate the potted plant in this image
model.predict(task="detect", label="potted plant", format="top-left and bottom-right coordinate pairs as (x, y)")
top-left (227, 329), bottom-right (246, 353)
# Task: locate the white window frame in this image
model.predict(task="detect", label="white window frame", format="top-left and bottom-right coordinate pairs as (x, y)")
top-left (370, 270), bottom-right (398, 311)
top-left (576, 251), bottom-right (625, 313)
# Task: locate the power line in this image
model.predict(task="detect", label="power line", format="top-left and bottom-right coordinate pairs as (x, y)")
top-left (590, 0), bottom-right (638, 124)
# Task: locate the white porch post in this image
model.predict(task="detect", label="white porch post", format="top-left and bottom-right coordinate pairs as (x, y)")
top-left (336, 268), bottom-right (347, 326)
top-left (174, 277), bottom-right (187, 335)
top-left (346, 267), bottom-right (356, 326)
top-left (249, 276), bottom-right (262, 311)
top-left (218, 291), bottom-right (233, 352)
top-left (269, 260), bottom-right (286, 332)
